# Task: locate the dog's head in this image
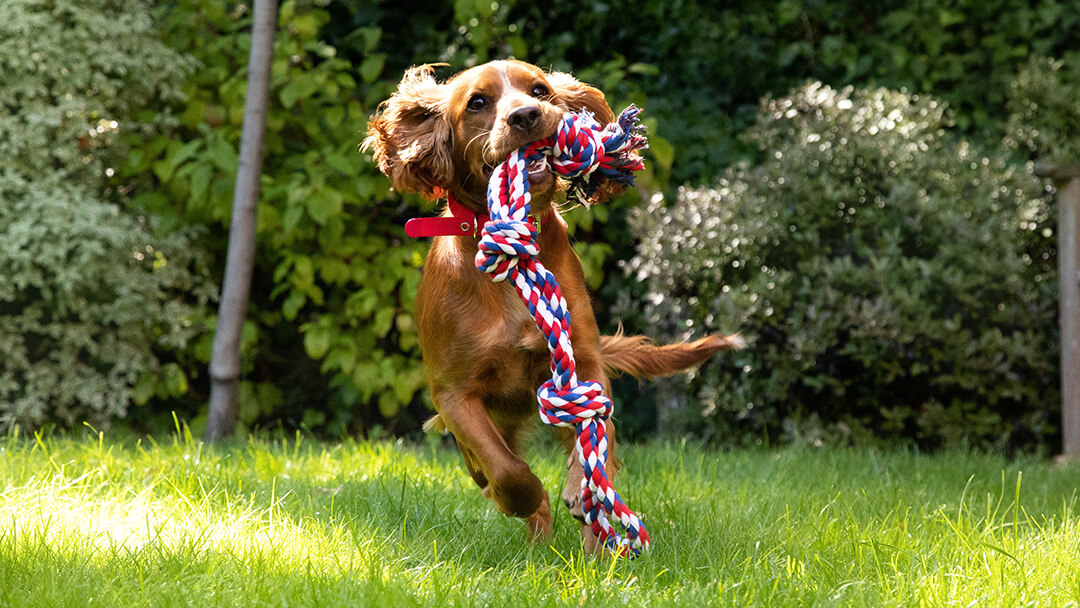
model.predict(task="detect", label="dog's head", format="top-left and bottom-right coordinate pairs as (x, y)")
top-left (362, 60), bottom-right (617, 209)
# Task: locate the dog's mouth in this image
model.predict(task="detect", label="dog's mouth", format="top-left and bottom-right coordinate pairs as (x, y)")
top-left (524, 156), bottom-right (550, 181)
top-left (481, 155), bottom-right (552, 188)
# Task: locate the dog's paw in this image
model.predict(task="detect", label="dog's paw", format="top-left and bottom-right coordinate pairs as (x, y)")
top-left (561, 484), bottom-right (586, 522)
top-left (580, 523), bottom-right (601, 554)
top-left (562, 456), bottom-right (587, 522)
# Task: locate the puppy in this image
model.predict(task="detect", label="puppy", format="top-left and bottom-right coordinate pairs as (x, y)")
top-left (362, 60), bottom-right (740, 548)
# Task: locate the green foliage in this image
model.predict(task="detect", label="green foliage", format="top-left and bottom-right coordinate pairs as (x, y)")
top-left (1007, 55), bottom-right (1080, 166)
top-left (129, 0), bottom-right (429, 434)
top-left (625, 83), bottom-right (1058, 451)
top-left (72, 0), bottom-right (1075, 444)
top-left (0, 180), bottom-right (212, 430)
top-left (0, 0), bottom-right (212, 430)
top-left (0, 0), bottom-right (191, 184)
top-left (503, 0), bottom-right (1080, 184)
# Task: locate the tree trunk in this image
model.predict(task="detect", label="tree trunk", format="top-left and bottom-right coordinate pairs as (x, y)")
top-left (204, 0), bottom-right (278, 442)
top-left (1055, 174), bottom-right (1080, 458)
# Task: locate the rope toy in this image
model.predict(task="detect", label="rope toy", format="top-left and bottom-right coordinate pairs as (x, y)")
top-left (474, 106), bottom-right (650, 556)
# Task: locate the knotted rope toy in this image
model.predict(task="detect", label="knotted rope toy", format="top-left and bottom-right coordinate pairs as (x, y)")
top-left (474, 106), bottom-right (650, 556)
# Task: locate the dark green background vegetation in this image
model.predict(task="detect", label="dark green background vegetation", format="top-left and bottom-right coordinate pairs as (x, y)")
top-left (2, 0), bottom-right (1078, 451)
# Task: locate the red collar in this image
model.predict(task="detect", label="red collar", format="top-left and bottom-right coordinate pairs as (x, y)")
top-left (404, 194), bottom-right (551, 238)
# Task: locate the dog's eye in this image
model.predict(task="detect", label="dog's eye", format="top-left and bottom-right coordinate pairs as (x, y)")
top-left (467, 94), bottom-right (488, 112)
top-left (530, 84), bottom-right (549, 98)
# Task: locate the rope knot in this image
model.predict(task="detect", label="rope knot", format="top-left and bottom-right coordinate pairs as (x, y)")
top-left (545, 113), bottom-right (606, 179)
top-left (522, 106), bottom-right (649, 208)
top-left (474, 218), bottom-right (537, 283)
top-left (537, 379), bottom-right (612, 428)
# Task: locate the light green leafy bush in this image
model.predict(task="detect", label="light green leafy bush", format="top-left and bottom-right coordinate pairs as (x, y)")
top-left (0, 0), bottom-right (191, 184)
top-left (624, 83), bottom-right (1058, 451)
top-left (0, 0), bottom-right (212, 430)
top-left (0, 178), bottom-right (213, 429)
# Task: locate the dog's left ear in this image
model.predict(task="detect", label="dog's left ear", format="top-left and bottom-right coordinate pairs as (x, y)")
top-left (547, 71), bottom-right (615, 125)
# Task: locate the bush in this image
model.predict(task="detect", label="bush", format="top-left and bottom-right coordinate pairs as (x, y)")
top-left (0, 0), bottom-right (213, 430)
top-left (0, 0), bottom-right (191, 186)
top-left (1007, 55), bottom-right (1080, 166)
top-left (0, 178), bottom-right (213, 430)
top-left (501, 0), bottom-right (1080, 185)
top-left (624, 83), bottom-right (1058, 451)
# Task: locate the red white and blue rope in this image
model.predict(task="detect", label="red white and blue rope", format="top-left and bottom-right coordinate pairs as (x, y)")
top-left (474, 107), bottom-right (650, 556)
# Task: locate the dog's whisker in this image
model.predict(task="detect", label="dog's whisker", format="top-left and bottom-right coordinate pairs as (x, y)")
top-left (463, 129), bottom-right (491, 159)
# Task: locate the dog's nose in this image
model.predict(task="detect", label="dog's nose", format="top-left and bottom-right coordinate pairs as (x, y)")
top-left (507, 106), bottom-right (541, 132)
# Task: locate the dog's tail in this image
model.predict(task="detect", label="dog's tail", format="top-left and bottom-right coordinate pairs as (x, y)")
top-left (421, 330), bottom-right (743, 434)
top-left (600, 330), bottom-right (745, 379)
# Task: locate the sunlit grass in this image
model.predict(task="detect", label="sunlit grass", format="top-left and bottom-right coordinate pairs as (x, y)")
top-left (2, 425), bottom-right (1080, 607)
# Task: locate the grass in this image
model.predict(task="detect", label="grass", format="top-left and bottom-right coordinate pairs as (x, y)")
top-left (2, 426), bottom-right (1080, 607)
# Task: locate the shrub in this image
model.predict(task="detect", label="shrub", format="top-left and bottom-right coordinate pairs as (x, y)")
top-left (503, 0), bottom-right (1080, 185)
top-left (0, 178), bottom-right (213, 430)
top-left (1006, 55), bottom-right (1080, 166)
top-left (624, 83), bottom-right (1058, 451)
top-left (0, 0), bottom-right (191, 186)
top-left (0, 0), bottom-right (213, 430)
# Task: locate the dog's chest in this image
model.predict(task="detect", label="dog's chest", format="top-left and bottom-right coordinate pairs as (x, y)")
top-left (487, 281), bottom-right (547, 355)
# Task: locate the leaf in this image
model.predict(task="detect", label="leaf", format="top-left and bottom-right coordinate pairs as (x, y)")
top-left (152, 159), bottom-right (175, 182)
top-left (306, 188), bottom-right (343, 225)
top-left (351, 362), bottom-right (379, 400)
top-left (325, 152), bottom-right (353, 174)
top-left (649, 136), bottom-right (675, 170)
top-left (170, 139), bottom-right (204, 170)
top-left (280, 80), bottom-right (302, 109)
top-left (627, 62), bottom-right (660, 76)
top-left (206, 136), bottom-right (238, 172)
top-left (303, 325), bottom-right (333, 359)
top-left (133, 372), bottom-right (156, 406)
top-left (188, 163), bottom-right (213, 205)
top-left (283, 206), bottom-right (305, 232)
top-left (359, 53), bottom-right (386, 84)
top-left (378, 392), bottom-right (399, 417)
top-left (282, 290), bottom-right (306, 320)
top-left (372, 307), bottom-right (395, 338)
top-left (392, 365), bottom-right (425, 404)
top-left (163, 363), bottom-right (189, 397)
top-left (322, 345), bottom-right (358, 375)
top-left (292, 256), bottom-right (314, 286)
top-left (279, 0), bottom-right (296, 23)
top-left (291, 13), bottom-right (321, 41)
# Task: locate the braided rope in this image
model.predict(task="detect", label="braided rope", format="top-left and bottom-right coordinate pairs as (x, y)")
top-left (474, 107), bottom-right (650, 556)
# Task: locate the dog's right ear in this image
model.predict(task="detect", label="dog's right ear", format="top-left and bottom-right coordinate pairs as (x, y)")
top-left (361, 64), bottom-right (453, 200)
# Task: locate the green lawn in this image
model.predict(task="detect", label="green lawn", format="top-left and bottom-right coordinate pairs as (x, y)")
top-left (2, 427), bottom-right (1079, 607)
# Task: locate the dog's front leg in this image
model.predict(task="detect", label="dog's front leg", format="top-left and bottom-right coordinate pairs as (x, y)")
top-left (433, 390), bottom-right (553, 541)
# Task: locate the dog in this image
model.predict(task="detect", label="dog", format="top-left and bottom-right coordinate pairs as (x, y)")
top-left (362, 60), bottom-right (741, 550)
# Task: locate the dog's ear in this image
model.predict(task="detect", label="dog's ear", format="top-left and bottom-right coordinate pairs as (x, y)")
top-left (547, 71), bottom-right (615, 125)
top-left (362, 64), bottom-right (453, 200)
